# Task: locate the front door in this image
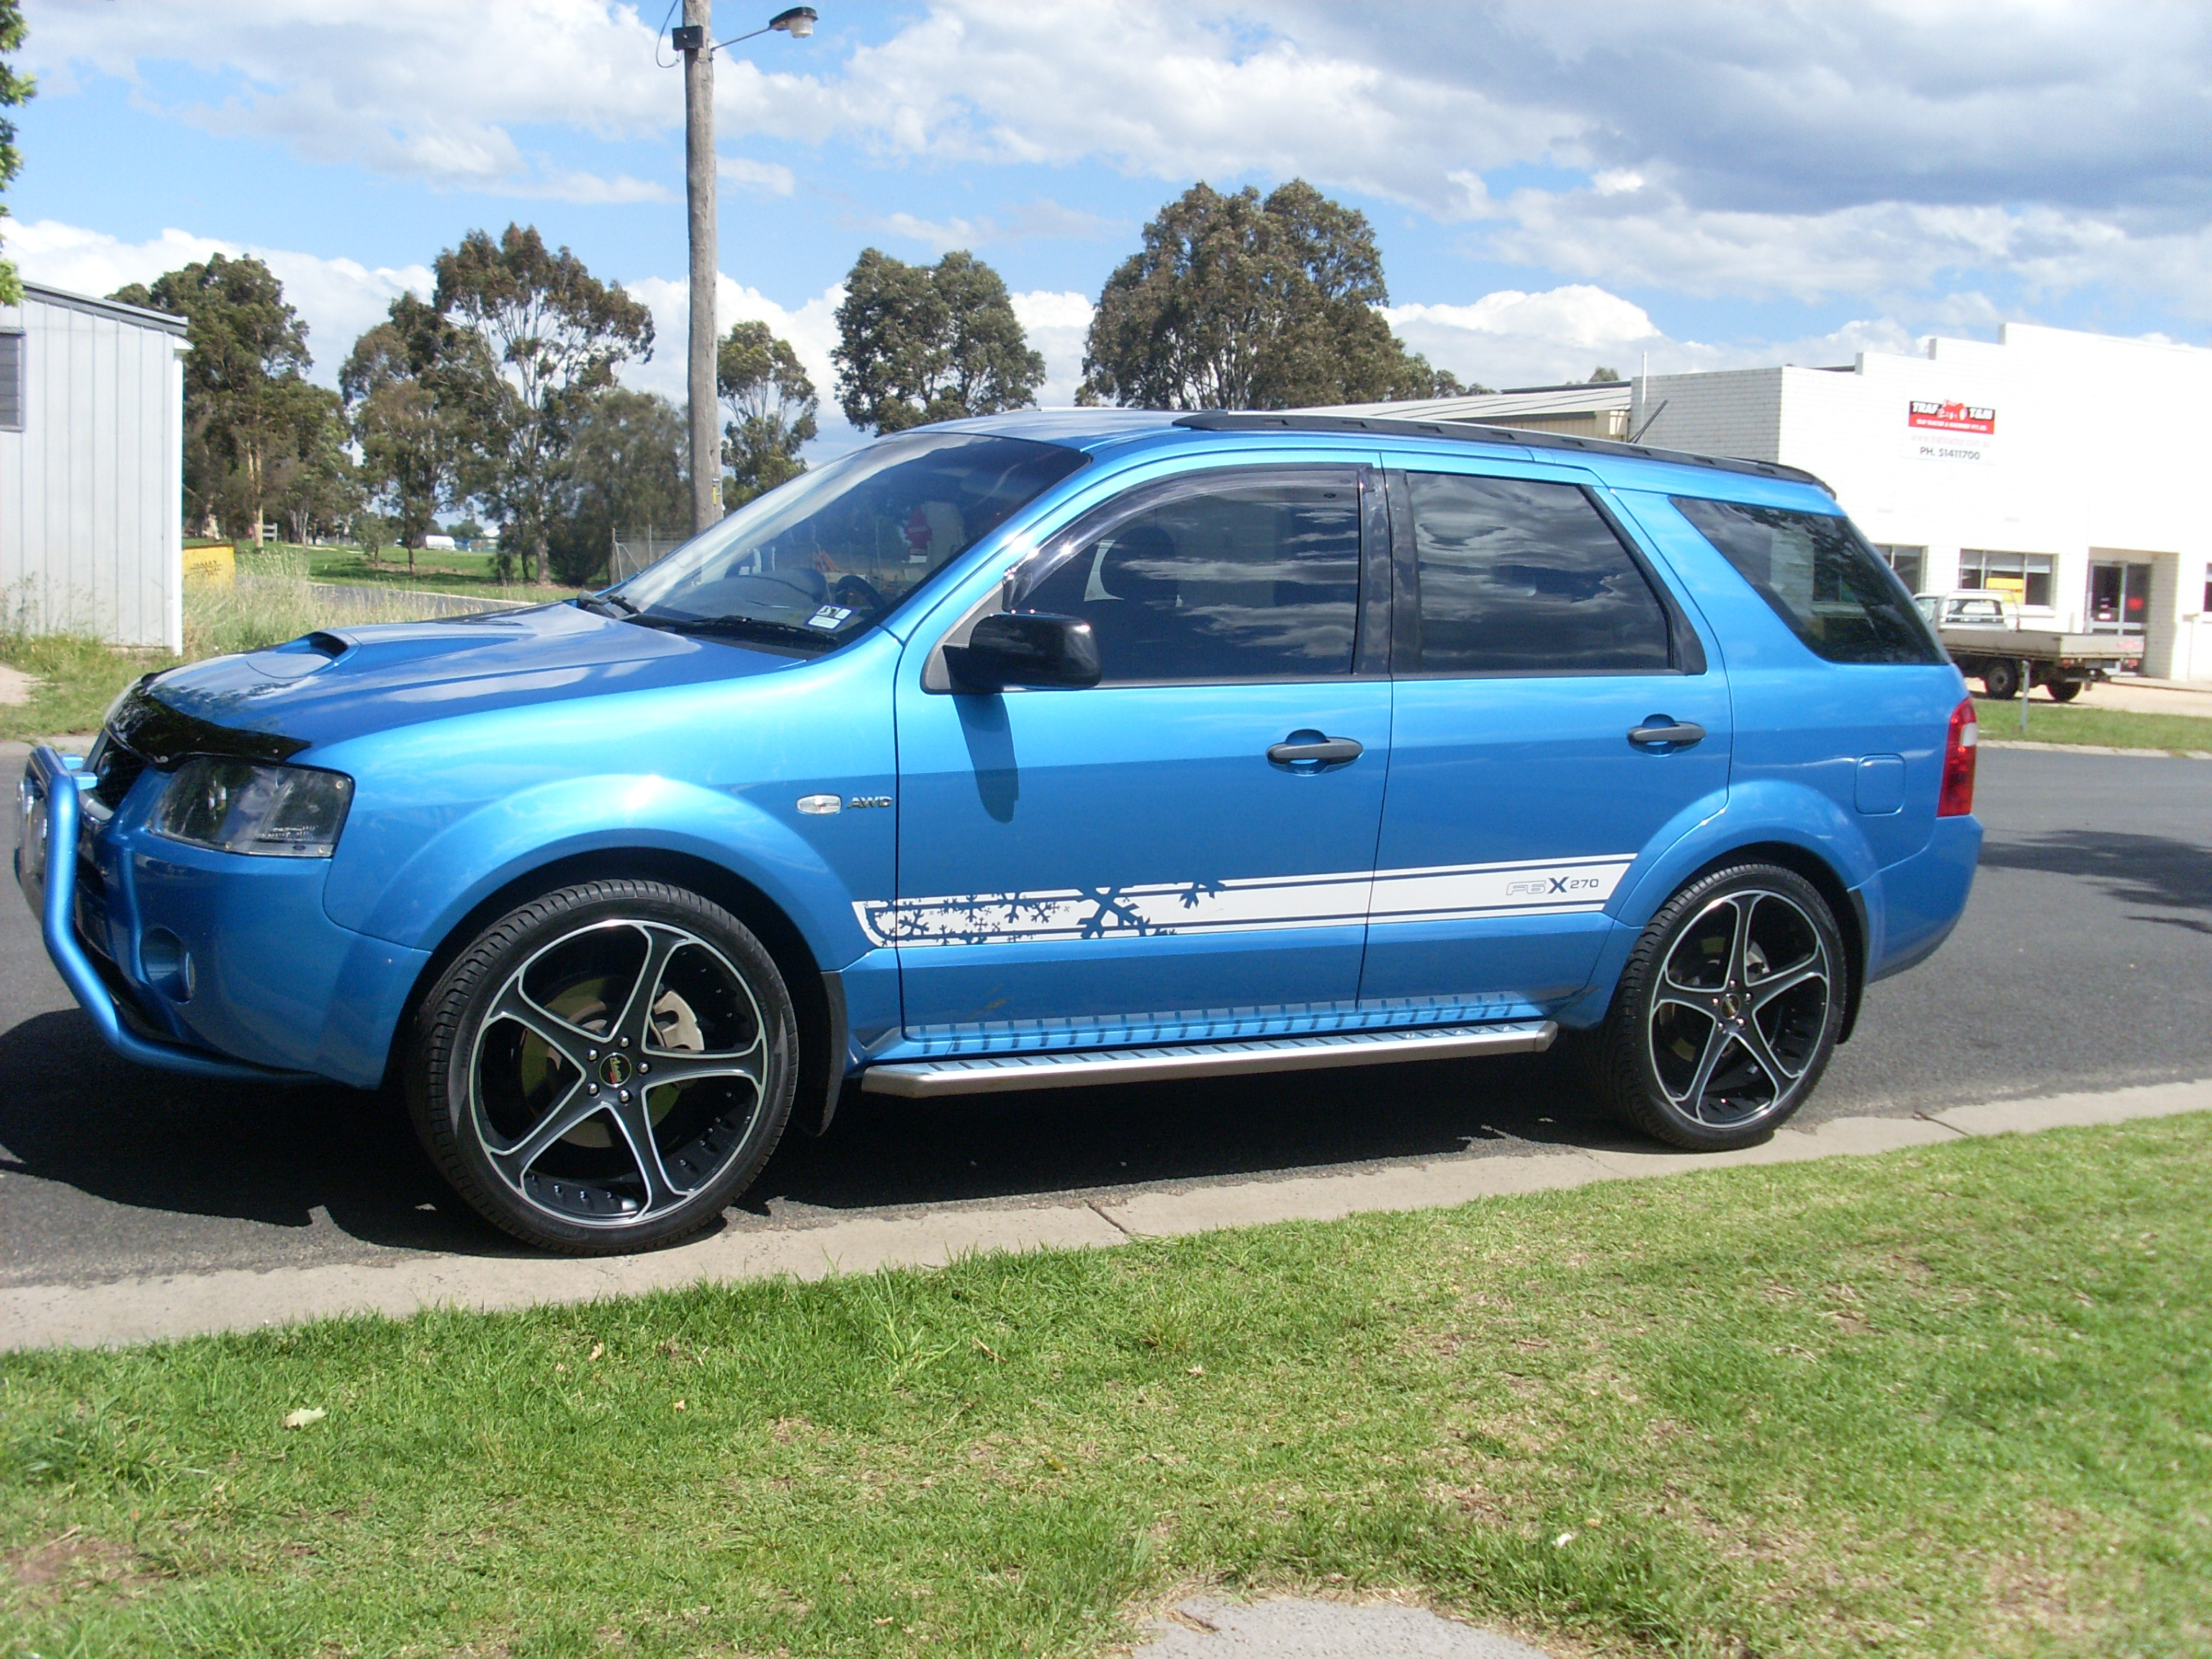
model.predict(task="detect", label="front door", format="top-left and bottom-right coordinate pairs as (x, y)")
top-left (1360, 466), bottom-right (1732, 1017)
top-left (891, 464), bottom-right (1393, 1050)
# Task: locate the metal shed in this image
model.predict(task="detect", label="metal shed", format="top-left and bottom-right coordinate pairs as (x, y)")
top-left (1, 281), bottom-right (188, 652)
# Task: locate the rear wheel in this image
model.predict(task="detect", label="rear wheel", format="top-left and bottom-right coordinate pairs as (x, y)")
top-left (1589, 864), bottom-right (1845, 1151)
top-left (407, 880), bottom-right (797, 1254)
top-left (1979, 660), bottom-right (2020, 700)
top-left (2045, 677), bottom-right (2083, 703)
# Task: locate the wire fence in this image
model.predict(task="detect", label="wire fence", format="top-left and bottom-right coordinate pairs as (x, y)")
top-left (610, 529), bottom-right (687, 584)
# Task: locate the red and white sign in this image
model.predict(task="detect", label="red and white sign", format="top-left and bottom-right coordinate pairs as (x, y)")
top-left (1908, 400), bottom-right (1996, 435)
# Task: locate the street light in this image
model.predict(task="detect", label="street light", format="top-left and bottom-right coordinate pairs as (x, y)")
top-left (674, 5), bottom-right (818, 536)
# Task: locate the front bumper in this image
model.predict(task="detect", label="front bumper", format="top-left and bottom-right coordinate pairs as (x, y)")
top-left (15, 743), bottom-right (425, 1089)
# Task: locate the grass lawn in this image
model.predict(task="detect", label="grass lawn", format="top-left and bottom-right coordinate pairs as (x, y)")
top-left (295, 544), bottom-right (588, 603)
top-left (4, 1115), bottom-right (2208, 1659)
top-left (1974, 696), bottom-right (2212, 754)
top-left (0, 634), bottom-right (172, 744)
top-left (0, 548), bottom-right (583, 745)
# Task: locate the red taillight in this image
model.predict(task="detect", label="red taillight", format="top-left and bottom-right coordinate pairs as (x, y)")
top-left (1938, 696), bottom-right (1977, 817)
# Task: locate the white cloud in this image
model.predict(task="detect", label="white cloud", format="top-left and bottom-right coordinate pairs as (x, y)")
top-left (27, 1), bottom-right (2212, 320)
top-left (6, 218), bottom-right (433, 379)
top-left (718, 156), bottom-right (795, 197)
top-left (1010, 290), bottom-right (1093, 405)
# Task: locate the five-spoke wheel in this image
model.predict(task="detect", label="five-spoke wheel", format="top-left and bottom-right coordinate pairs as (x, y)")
top-left (408, 881), bottom-right (796, 1253)
top-left (1588, 864), bottom-right (1845, 1150)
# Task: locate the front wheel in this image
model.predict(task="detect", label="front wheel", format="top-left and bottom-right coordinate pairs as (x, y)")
top-left (407, 880), bottom-right (798, 1254)
top-left (1588, 865), bottom-right (1846, 1151)
top-left (1979, 660), bottom-right (2020, 700)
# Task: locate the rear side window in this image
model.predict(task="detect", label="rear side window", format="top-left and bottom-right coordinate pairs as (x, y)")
top-left (1404, 472), bottom-right (1672, 675)
top-left (1017, 468), bottom-right (1361, 683)
top-left (1673, 496), bottom-right (1941, 665)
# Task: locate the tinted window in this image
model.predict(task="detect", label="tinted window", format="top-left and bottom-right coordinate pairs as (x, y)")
top-left (1017, 469), bottom-right (1361, 683)
top-left (1674, 496), bottom-right (1942, 665)
top-left (617, 432), bottom-right (1088, 652)
top-left (1405, 473), bottom-right (1671, 674)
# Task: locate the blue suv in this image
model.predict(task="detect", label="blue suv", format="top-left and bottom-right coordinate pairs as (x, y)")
top-left (17, 410), bottom-right (1982, 1252)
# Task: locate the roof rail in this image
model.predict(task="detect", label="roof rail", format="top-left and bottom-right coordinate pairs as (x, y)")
top-left (1170, 411), bottom-right (1834, 495)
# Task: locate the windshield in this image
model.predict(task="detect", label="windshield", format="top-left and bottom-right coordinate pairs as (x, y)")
top-left (609, 431), bottom-right (1089, 649)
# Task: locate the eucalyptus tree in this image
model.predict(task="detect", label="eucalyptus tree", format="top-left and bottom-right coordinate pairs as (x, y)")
top-left (717, 318), bottom-right (818, 505)
top-left (832, 248), bottom-right (1043, 435)
top-left (1081, 180), bottom-right (1465, 410)
top-left (113, 254), bottom-right (341, 541)
top-left (433, 225), bottom-right (654, 584)
top-left (342, 293), bottom-right (467, 572)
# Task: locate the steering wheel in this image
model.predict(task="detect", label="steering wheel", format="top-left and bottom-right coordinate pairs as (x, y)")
top-left (830, 573), bottom-right (886, 613)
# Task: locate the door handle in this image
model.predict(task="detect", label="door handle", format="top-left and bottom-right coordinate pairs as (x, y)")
top-left (1628, 719), bottom-right (1707, 750)
top-left (1267, 737), bottom-right (1364, 766)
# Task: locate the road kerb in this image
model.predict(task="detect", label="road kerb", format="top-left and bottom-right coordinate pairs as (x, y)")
top-left (3, 1081), bottom-right (2204, 1351)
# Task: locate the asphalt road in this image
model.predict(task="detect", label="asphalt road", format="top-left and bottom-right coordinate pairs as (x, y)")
top-left (4, 745), bottom-right (2207, 1287)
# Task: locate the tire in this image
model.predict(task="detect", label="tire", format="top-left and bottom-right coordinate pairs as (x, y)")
top-left (2046, 678), bottom-right (2083, 703)
top-left (406, 879), bottom-right (798, 1254)
top-left (1979, 660), bottom-right (2020, 700)
top-left (1588, 864), bottom-right (1847, 1151)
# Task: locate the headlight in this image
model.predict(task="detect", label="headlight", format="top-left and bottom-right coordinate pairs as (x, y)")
top-left (152, 759), bottom-right (354, 858)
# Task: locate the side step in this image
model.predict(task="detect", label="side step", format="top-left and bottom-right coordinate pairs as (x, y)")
top-left (859, 1019), bottom-right (1557, 1099)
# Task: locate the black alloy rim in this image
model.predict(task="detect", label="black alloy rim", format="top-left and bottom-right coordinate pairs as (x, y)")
top-left (1646, 889), bottom-right (1833, 1129)
top-left (467, 919), bottom-right (768, 1228)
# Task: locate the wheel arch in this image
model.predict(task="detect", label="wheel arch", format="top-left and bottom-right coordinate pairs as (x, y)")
top-left (382, 845), bottom-right (844, 1131)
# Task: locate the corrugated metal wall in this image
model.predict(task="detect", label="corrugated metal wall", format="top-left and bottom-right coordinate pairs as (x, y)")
top-left (0, 285), bottom-right (186, 650)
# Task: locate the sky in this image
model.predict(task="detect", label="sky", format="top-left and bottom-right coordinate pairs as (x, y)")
top-left (6, 0), bottom-right (2210, 460)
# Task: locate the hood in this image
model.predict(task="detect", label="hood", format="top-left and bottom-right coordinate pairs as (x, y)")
top-left (123, 603), bottom-right (799, 759)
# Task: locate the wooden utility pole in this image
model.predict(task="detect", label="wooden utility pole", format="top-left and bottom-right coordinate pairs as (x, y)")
top-left (683, 0), bottom-right (720, 536)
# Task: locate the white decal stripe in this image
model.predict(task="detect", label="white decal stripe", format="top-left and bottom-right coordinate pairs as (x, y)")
top-left (1367, 857), bottom-right (1633, 922)
top-left (861, 855), bottom-right (1637, 949)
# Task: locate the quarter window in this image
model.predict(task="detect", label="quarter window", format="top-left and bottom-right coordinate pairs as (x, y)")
top-left (1674, 496), bottom-right (1941, 666)
top-left (1016, 469), bottom-right (1362, 683)
top-left (1403, 472), bottom-right (1672, 675)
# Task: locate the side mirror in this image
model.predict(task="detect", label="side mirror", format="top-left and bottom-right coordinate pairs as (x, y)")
top-left (943, 611), bottom-right (1102, 691)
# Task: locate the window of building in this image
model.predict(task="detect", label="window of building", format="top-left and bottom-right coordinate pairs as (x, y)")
top-left (1673, 496), bottom-right (1942, 666)
top-left (1403, 472), bottom-right (1672, 675)
top-left (0, 331), bottom-right (23, 432)
top-left (1874, 544), bottom-right (1926, 595)
top-left (1959, 549), bottom-right (2056, 609)
top-left (1017, 467), bottom-right (1362, 683)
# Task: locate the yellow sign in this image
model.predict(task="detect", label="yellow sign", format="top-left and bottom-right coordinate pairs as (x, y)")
top-left (1981, 575), bottom-right (2025, 603)
top-left (182, 543), bottom-right (236, 584)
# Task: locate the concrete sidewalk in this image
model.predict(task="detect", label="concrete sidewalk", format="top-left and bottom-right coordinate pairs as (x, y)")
top-left (5, 1076), bottom-right (2203, 1351)
top-left (1135, 1598), bottom-right (1554, 1659)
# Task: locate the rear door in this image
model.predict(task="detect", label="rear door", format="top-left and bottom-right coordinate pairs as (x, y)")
top-left (1360, 463), bottom-right (1731, 1018)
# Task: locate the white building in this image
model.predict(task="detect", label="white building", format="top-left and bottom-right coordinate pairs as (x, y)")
top-left (0, 282), bottom-right (189, 652)
top-left (1332, 323), bottom-right (2212, 682)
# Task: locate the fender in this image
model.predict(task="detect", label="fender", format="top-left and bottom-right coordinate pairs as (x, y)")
top-left (325, 772), bottom-right (880, 971)
top-left (1557, 778), bottom-right (1884, 1030)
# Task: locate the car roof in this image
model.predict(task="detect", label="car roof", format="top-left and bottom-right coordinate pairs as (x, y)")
top-left (927, 408), bottom-right (1834, 498)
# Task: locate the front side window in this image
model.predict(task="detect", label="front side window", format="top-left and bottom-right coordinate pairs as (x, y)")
top-left (1675, 495), bottom-right (1942, 666)
top-left (612, 431), bottom-right (1088, 652)
top-left (1404, 472), bottom-right (1672, 675)
top-left (1015, 467), bottom-right (1362, 683)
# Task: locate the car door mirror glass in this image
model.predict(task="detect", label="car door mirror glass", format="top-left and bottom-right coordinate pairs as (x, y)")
top-left (943, 611), bottom-right (1103, 691)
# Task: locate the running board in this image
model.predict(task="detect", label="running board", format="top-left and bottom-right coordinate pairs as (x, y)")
top-left (859, 1019), bottom-right (1557, 1098)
